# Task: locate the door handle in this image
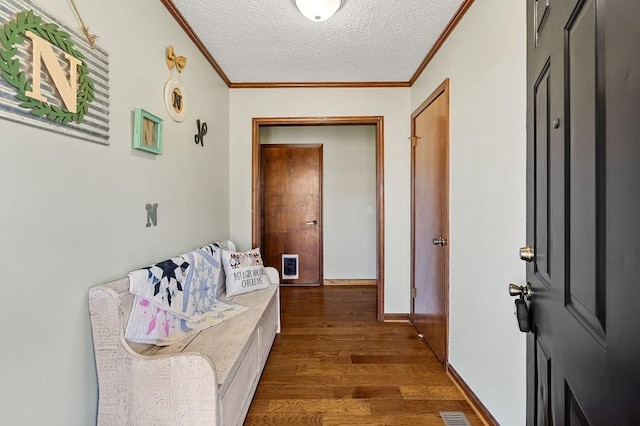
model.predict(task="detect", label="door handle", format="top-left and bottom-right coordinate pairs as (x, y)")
top-left (432, 237), bottom-right (447, 246)
top-left (305, 220), bottom-right (318, 225)
top-left (508, 283), bottom-right (532, 300)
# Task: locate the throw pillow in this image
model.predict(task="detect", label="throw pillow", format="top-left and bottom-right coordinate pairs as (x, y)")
top-left (199, 241), bottom-right (226, 299)
top-left (222, 248), bottom-right (271, 296)
top-left (205, 240), bottom-right (234, 299)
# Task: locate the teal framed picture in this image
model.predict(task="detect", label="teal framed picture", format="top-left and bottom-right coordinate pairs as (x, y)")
top-left (133, 108), bottom-right (163, 154)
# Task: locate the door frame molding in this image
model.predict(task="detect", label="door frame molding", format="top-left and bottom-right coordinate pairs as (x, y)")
top-left (410, 78), bottom-right (450, 362)
top-left (252, 116), bottom-right (385, 321)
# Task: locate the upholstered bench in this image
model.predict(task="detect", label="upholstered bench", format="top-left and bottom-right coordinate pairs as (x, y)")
top-left (89, 267), bottom-right (280, 425)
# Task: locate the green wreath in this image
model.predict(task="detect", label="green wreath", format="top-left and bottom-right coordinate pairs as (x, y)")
top-left (0, 10), bottom-right (94, 124)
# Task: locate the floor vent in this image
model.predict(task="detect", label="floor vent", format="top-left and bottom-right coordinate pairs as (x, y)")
top-left (440, 411), bottom-right (471, 426)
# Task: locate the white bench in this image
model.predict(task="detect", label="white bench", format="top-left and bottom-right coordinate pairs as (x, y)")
top-left (89, 267), bottom-right (280, 425)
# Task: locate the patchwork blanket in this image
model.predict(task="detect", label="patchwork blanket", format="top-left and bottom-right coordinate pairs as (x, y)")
top-left (125, 243), bottom-right (249, 345)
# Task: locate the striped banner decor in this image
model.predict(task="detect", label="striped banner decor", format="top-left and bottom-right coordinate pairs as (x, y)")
top-left (0, 0), bottom-right (109, 145)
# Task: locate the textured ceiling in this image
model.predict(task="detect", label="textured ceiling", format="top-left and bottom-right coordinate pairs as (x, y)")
top-left (171, 0), bottom-right (466, 84)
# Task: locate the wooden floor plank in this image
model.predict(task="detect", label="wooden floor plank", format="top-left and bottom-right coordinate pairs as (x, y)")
top-left (400, 385), bottom-right (466, 400)
top-left (296, 363), bottom-right (445, 376)
top-left (340, 373), bottom-right (454, 387)
top-left (351, 354), bottom-right (438, 364)
top-left (368, 398), bottom-right (474, 414)
top-left (268, 346), bottom-right (432, 357)
top-left (272, 340), bottom-right (428, 351)
top-left (279, 330), bottom-right (419, 340)
top-left (253, 385), bottom-right (404, 400)
top-left (257, 375), bottom-right (343, 386)
top-left (244, 415), bottom-right (323, 425)
top-left (246, 286), bottom-right (480, 425)
top-left (265, 355), bottom-right (353, 366)
top-left (258, 364), bottom-right (298, 376)
top-left (321, 413), bottom-right (446, 426)
top-left (261, 398), bottom-right (372, 415)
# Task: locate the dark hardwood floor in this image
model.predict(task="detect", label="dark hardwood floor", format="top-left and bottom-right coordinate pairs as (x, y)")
top-left (245, 285), bottom-right (482, 425)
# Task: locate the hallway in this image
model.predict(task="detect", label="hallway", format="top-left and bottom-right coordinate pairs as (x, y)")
top-left (246, 286), bottom-right (482, 425)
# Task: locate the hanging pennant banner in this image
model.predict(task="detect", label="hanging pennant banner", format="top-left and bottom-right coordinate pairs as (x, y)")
top-left (0, 0), bottom-right (109, 145)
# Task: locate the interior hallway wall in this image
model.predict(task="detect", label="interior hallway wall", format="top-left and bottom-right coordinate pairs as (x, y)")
top-left (411, 0), bottom-right (527, 424)
top-left (0, 1), bottom-right (230, 424)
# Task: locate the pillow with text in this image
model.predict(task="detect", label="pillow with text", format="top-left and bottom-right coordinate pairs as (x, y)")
top-left (221, 247), bottom-right (272, 297)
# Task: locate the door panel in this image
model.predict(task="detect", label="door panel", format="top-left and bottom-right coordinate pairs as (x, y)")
top-left (534, 338), bottom-right (552, 426)
top-left (566, 0), bottom-right (603, 337)
top-left (411, 81), bottom-right (449, 365)
top-left (525, 0), bottom-right (640, 423)
top-left (565, 384), bottom-right (590, 426)
top-left (533, 62), bottom-right (551, 285)
top-left (262, 144), bottom-right (323, 285)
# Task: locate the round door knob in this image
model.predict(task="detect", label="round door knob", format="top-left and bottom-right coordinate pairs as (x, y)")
top-left (509, 284), bottom-right (523, 296)
top-left (509, 283), bottom-right (532, 300)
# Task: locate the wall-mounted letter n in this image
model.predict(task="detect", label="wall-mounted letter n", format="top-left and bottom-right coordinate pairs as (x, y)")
top-left (146, 203), bottom-right (158, 227)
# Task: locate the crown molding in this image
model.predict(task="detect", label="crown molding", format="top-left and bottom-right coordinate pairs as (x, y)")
top-left (229, 81), bottom-right (411, 89)
top-left (409, 0), bottom-right (475, 85)
top-left (162, 0), bottom-right (475, 89)
top-left (160, 0), bottom-right (231, 86)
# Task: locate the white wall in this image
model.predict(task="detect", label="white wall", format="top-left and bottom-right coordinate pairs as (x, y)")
top-left (411, 0), bottom-right (527, 424)
top-left (0, 1), bottom-right (229, 424)
top-left (229, 88), bottom-right (411, 312)
top-left (261, 125), bottom-right (377, 279)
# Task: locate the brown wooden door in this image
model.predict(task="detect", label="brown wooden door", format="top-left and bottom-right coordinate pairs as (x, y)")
top-left (411, 80), bottom-right (449, 365)
top-left (524, 0), bottom-right (640, 423)
top-left (262, 144), bottom-right (323, 285)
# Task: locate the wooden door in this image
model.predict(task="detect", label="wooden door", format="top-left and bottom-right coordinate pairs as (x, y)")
top-left (411, 80), bottom-right (449, 365)
top-left (262, 144), bottom-right (323, 285)
top-left (524, 0), bottom-right (640, 423)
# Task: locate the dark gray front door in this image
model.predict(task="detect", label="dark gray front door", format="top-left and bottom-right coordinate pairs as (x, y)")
top-left (525, 0), bottom-right (640, 424)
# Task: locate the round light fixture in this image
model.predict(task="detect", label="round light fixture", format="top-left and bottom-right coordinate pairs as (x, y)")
top-left (294, 0), bottom-right (343, 22)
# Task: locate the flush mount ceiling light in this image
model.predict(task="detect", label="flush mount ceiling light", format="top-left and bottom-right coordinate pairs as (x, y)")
top-left (294, 0), bottom-right (343, 22)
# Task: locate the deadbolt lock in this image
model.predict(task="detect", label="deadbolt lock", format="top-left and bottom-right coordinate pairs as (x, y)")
top-left (519, 246), bottom-right (535, 262)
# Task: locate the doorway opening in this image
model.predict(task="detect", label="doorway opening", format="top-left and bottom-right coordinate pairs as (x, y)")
top-left (252, 116), bottom-right (385, 321)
